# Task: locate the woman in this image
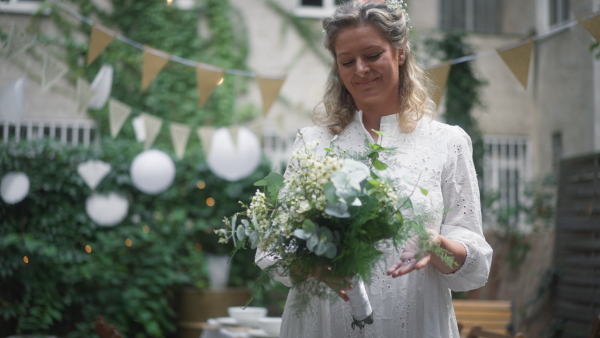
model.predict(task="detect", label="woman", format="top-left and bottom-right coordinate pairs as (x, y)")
top-left (257, 1), bottom-right (493, 336)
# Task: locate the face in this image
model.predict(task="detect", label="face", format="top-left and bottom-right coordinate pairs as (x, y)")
top-left (334, 24), bottom-right (405, 111)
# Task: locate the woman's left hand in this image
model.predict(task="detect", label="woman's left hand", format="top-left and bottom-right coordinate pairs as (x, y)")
top-left (386, 229), bottom-right (441, 278)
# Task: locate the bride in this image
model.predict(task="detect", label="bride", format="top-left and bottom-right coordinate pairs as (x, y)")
top-left (257, 1), bottom-right (493, 337)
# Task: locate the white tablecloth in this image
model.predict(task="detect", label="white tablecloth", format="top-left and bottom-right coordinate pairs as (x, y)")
top-left (199, 319), bottom-right (276, 338)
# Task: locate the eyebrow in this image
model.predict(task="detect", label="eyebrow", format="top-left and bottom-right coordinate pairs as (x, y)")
top-left (336, 45), bottom-right (384, 58)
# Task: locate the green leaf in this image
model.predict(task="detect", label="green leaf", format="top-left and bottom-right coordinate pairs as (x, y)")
top-left (371, 159), bottom-right (388, 170)
top-left (324, 181), bottom-right (337, 203)
top-left (302, 219), bottom-right (316, 234)
top-left (367, 180), bottom-right (381, 187)
top-left (420, 187), bottom-right (428, 196)
top-left (371, 129), bottom-right (384, 136)
top-left (396, 212), bottom-right (404, 225)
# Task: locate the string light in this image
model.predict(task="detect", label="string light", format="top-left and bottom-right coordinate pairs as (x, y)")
top-left (85, 245), bottom-right (92, 253)
top-left (217, 77), bottom-right (224, 85)
top-left (23, 256), bottom-right (29, 264)
top-left (166, 0), bottom-right (173, 5)
top-left (143, 225), bottom-right (150, 233)
top-left (206, 197), bottom-right (215, 207)
top-left (125, 238), bottom-right (133, 247)
top-left (197, 180), bottom-right (206, 189)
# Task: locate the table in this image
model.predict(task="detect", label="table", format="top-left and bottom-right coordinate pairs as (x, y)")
top-left (198, 319), bottom-right (279, 338)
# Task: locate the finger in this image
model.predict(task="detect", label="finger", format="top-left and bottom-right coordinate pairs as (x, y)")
top-left (414, 255), bottom-right (431, 270)
top-left (388, 259), bottom-right (417, 278)
top-left (339, 290), bottom-right (349, 302)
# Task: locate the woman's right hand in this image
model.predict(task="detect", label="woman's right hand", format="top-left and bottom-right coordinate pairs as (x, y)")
top-left (306, 266), bottom-right (353, 302)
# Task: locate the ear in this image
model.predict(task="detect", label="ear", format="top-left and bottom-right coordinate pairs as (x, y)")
top-left (397, 48), bottom-right (406, 66)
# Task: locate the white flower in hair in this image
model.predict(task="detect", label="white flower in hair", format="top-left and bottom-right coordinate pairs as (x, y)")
top-left (385, 0), bottom-right (405, 11)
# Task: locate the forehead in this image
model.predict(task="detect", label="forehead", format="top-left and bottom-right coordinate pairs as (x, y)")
top-left (334, 24), bottom-right (390, 55)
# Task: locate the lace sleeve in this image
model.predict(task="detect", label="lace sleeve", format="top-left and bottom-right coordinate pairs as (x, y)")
top-left (254, 126), bottom-right (331, 287)
top-left (438, 126), bottom-right (493, 292)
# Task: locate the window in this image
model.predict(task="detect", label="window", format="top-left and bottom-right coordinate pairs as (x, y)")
top-left (552, 132), bottom-right (562, 172)
top-left (439, 0), bottom-right (501, 33)
top-left (295, 0), bottom-right (350, 18)
top-left (0, 0), bottom-right (43, 14)
top-left (482, 135), bottom-right (530, 230)
top-left (549, 0), bottom-right (570, 26)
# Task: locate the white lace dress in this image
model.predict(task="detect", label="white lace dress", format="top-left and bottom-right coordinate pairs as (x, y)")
top-left (257, 111), bottom-right (493, 338)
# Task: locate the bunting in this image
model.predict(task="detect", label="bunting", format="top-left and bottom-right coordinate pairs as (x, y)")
top-left (87, 24), bottom-right (116, 66)
top-left (4, 24), bottom-right (36, 59)
top-left (425, 61), bottom-right (451, 108)
top-left (197, 126), bottom-right (216, 157)
top-left (76, 78), bottom-right (96, 114)
top-left (109, 98), bottom-right (132, 138)
top-left (196, 65), bottom-right (224, 108)
top-left (578, 11), bottom-right (600, 42)
top-left (141, 47), bottom-right (170, 92)
top-left (169, 122), bottom-right (191, 159)
top-left (141, 113), bottom-right (163, 149)
top-left (496, 38), bottom-right (533, 90)
top-left (257, 75), bottom-right (286, 116)
top-left (41, 52), bottom-right (69, 91)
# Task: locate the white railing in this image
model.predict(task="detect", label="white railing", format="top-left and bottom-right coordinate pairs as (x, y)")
top-left (482, 134), bottom-right (531, 230)
top-left (0, 118), bottom-right (98, 146)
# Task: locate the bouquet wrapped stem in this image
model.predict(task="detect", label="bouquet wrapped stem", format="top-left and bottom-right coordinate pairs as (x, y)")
top-left (346, 277), bottom-right (373, 329)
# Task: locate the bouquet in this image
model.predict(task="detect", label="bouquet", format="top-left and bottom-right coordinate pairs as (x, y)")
top-left (217, 133), bottom-right (450, 329)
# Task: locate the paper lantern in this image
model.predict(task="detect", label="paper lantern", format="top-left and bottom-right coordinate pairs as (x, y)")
top-left (1, 172), bottom-right (30, 204)
top-left (207, 127), bottom-right (261, 181)
top-left (77, 160), bottom-right (111, 190)
top-left (86, 192), bottom-right (129, 227)
top-left (88, 64), bottom-right (113, 109)
top-left (130, 149), bottom-right (175, 194)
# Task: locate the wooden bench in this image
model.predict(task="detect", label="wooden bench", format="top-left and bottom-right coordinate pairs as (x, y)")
top-left (453, 300), bottom-right (513, 335)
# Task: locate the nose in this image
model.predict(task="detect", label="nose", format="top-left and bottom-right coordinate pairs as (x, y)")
top-left (355, 58), bottom-right (369, 76)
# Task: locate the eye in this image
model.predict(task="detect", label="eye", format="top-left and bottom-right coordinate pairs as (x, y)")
top-left (339, 59), bottom-right (354, 67)
top-left (367, 52), bottom-right (383, 60)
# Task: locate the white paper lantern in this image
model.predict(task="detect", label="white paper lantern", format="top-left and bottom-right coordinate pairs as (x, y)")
top-left (86, 192), bottom-right (129, 227)
top-left (130, 149), bottom-right (175, 194)
top-left (207, 127), bottom-right (261, 181)
top-left (0, 171), bottom-right (30, 204)
top-left (88, 64), bottom-right (113, 110)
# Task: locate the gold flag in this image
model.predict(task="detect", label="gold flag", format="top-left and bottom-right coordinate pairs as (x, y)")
top-left (196, 64), bottom-right (224, 108)
top-left (141, 113), bottom-right (163, 149)
top-left (87, 23), bottom-right (116, 66)
top-left (141, 46), bottom-right (170, 92)
top-left (109, 98), bottom-right (132, 138)
top-left (197, 126), bottom-right (216, 157)
top-left (497, 38), bottom-right (533, 90)
top-left (76, 78), bottom-right (96, 114)
top-left (425, 61), bottom-right (451, 108)
top-left (227, 125), bottom-right (240, 151)
top-left (5, 24), bottom-right (36, 58)
top-left (257, 75), bottom-right (286, 116)
top-left (578, 11), bottom-right (600, 42)
top-left (169, 122), bottom-right (191, 160)
top-left (41, 52), bottom-right (69, 91)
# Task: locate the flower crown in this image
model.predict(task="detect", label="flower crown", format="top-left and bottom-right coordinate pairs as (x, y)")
top-left (384, 0), bottom-right (410, 24)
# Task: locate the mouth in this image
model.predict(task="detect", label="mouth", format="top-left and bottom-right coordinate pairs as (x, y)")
top-left (355, 77), bottom-right (378, 85)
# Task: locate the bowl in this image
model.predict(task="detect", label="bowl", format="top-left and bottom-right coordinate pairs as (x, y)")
top-left (227, 306), bottom-right (267, 326)
top-left (258, 317), bottom-right (282, 336)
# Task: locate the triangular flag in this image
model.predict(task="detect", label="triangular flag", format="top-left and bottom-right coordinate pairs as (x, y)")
top-left (41, 52), bottom-right (69, 91)
top-left (76, 78), bottom-right (96, 114)
top-left (4, 24), bottom-right (36, 59)
top-left (196, 64), bottom-right (224, 108)
top-left (169, 122), bottom-right (191, 160)
top-left (227, 125), bottom-right (240, 151)
top-left (496, 38), bottom-right (533, 90)
top-left (425, 61), bottom-right (451, 108)
top-left (247, 118), bottom-right (264, 144)
top-left (141, 46), bottom-right (170, 92)
top-left (141, 113), bottom-right (163, 149)
top-left (87, 24), bottom-right (116, 66)
top-left (578, 11), bottom-right (600, 42)
top-left (0, 78), bottom-right (25, 123)
top-left (257, 75), bottom-right (286, 116)
top-left (109, 98), bottom-right (132, 138)
top-left (197, 126), bottom-right (216, 157)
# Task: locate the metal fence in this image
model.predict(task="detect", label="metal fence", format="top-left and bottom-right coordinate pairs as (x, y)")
top-left (553, 152), bottom-right (600, 337)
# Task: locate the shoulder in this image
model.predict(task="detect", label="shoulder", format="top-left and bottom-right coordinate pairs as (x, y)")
top-left (420, 119), bottom-right (472, 148)
top-left (297, 126), bottom-right (332, 143)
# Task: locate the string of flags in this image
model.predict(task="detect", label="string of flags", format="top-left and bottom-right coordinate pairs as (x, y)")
top-left (1, 2), bottom-right (599, 159)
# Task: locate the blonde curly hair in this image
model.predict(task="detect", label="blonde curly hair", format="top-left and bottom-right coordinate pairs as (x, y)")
top-left (314, 0), bottom-right (434, 135)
